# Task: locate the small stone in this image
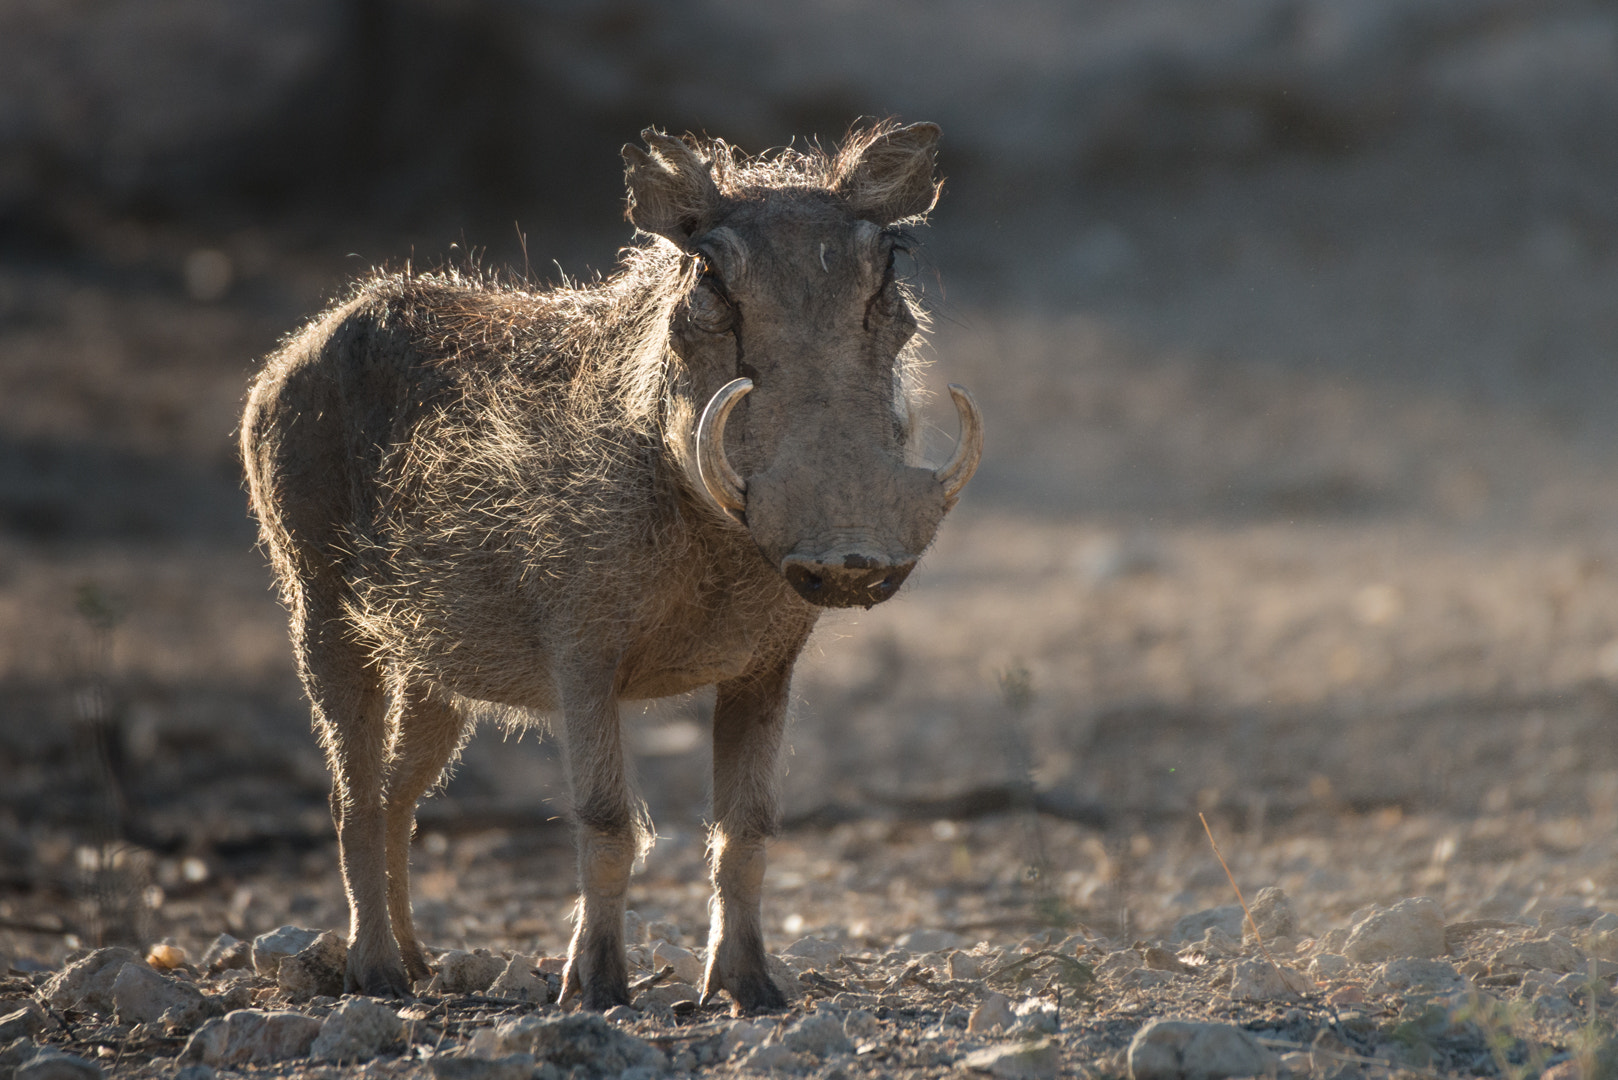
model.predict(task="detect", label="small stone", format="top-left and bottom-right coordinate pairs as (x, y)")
top-left (1307, 953), bottom-right (1350, 981)
top-left (968, 992), bottom-right (1015, 1034)
top-left (604, 1005), bottom-right (637, 1023)
top-left (947, 951), bottom-right (982, 980)
top-left (783, 936), bottom-right (843, 970)
top-left (0, 1004), bottom-right (46, 1043)
top-left (1371, 958), bottom-right (1465, 996)
top-left (250, 927), bottom-right (322, 977)
top-left (1127, 1019), bottom-right (1277, 1080)
top-left (1172, 905), bottom-right (1244, 943)
top-left (173, 1065), bottom-right (215, 1080)
top-left (435, 949), bottom-right (507, 995)
top-left (310, 997), bottom-right (403, 1062)
top-left (429, 1054), bottom-right (536, 1080)
top-left (181, 1009), bottom-right (323, 1066)
top-left (651, 942), bottom-right (704, 986)
top-left (1228, 959), bottom-right (1310, 1001)
top-left (42, 948), bottom-right (141, 1013)
top-left (1491, 936), bottom-right (1584, 974)
top-left (741, 1042), bottom-right (810, 1073)
top-left (111, 962), bottom-right (207, 1027)
top-left (844, 1009), bottom-right (879, 1041)
top-left (1325, 985), bottom-right (1367, 1006)
top-left (15, 1051), bottom-right (101, 1080)
top-left (1012, 998), bottom-right (1058, 1035)
top-left (145, 944), bottom-right (187, 971)
top-left (633, 980), bottom-right (700, 1013)
top-left (200, 935), bottom-right (251, 974)
top-left (721, 1017), bottom-right (778, 1057)
top-left (959, 1037), bottom-right (1061, 1078)
top-left (277, 930), bottom-right (347, 1001)
top-left (1532, 899), bottom-right (1605, 932)
top-left (780, 1012), bottom-right (852, 1057)
top-left (896, 928), bottom-right (970, 953)
top-left (1343, 898), bottom-right (1446, 962)
top-left (1244, 887), bottom-right (1298, 944)
top-left (486, 1013), bottom-right (664, 1072)
top-left (488, 954), bottom-right (548, 1002)
top-left (1094, 949), bottom-right (1145, 984)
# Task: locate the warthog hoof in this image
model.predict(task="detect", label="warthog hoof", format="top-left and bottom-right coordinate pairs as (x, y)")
top-left (346, 958), bottom-right (412, 998)
top-left (703, 967), bottom-right (788, 1016)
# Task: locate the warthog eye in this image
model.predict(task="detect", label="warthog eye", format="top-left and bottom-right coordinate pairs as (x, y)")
top-left (685, 256), bottom-right (735, 334)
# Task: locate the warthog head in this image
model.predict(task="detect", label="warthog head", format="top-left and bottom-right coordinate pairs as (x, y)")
top-left (625, 122), bottom-right (982, 609)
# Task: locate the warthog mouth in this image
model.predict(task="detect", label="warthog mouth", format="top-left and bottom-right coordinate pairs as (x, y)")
top-left (781, 552), bottom-right (917, 609)
top-left (693, 378), bottom-right (984, 523)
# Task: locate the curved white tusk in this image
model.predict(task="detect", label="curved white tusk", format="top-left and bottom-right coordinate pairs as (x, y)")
top-left (935, 383), bottom-right (983, 503)
top-left (696, 377), bottom-right (752, 521)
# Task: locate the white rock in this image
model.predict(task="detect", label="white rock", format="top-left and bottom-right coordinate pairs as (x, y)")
top-left (651, 941), bottom-right (704, 986)
top-left (487, 954), bottom-right (548, 1002)
top-left (435, 949), bottom-right (507, 995)
top-left (1228, 959), bottom-right (1311, 1001)
top-left (1127, 1019), bottom-right (1278, 1080)
top-left (1343, 898), bottom-right (1446, 962)
top-left (1307, 953), bottom-right (1350, 981)
top-left (780, 1012), bottom-right (852, 1057)
top-left (42, 948), bottom-right (140, 1013)
top-left (310, 997), bottom-right (403, 1062)
top-left (277, 930), bottom-right (346, 1000)
top-left (968, 992), bottom-right (1015, 1034)
top-left (959, 1037), bottom-right (1061, 1078)
top-left (1172, 906), bottom-right (1244, 943)
top-left (1244, 887), bottom-right (1299, 944)
top-left (782, 936), bottom-right (843, 970)
top-left (1012, 998), bottom-right (1059, 1035)
top-left (181, 1009), bottom-right (322, 1067)
top-left (111, 962), bottom-right (206, 1027)
top-left (250, 927), bottom-right (322, 977)
top-left (1491, 936), bottom-right (1584, 973)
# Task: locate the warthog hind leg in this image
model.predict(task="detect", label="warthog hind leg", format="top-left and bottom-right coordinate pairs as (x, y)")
top-left (382, 683), bottom-right (469, 986)
top-left (297, 603), bottom-right (410, 997)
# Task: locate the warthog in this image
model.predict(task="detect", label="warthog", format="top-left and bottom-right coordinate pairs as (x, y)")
top-left (241, 121), bottom-right (982, 1012)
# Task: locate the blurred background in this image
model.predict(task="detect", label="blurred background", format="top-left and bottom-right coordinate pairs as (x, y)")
top-left (4, 0), bottom-right (1618, 963)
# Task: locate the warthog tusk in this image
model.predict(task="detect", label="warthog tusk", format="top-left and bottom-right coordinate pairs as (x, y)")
top-left (935, 383), bottom-right (983, 502)
top-left (697, 377), bottom-right (752, 521)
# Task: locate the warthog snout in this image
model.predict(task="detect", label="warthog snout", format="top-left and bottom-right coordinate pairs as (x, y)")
top-left (781, 551), bottom-right (916, 608)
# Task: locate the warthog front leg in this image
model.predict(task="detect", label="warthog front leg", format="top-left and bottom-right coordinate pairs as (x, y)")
top-left (559, 668), bottom-right (642, 1011)
top-left (702, 629), bottom-right (808, 1014)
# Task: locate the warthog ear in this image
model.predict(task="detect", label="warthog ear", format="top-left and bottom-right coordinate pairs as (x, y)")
top-left (623, 129), bottom-right (722, 247)
top-left (833, 122), bottom-right (942, 225)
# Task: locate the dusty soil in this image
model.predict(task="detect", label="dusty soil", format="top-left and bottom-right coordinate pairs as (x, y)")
top-left (4, 110), bottom-right (1618, 1077)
